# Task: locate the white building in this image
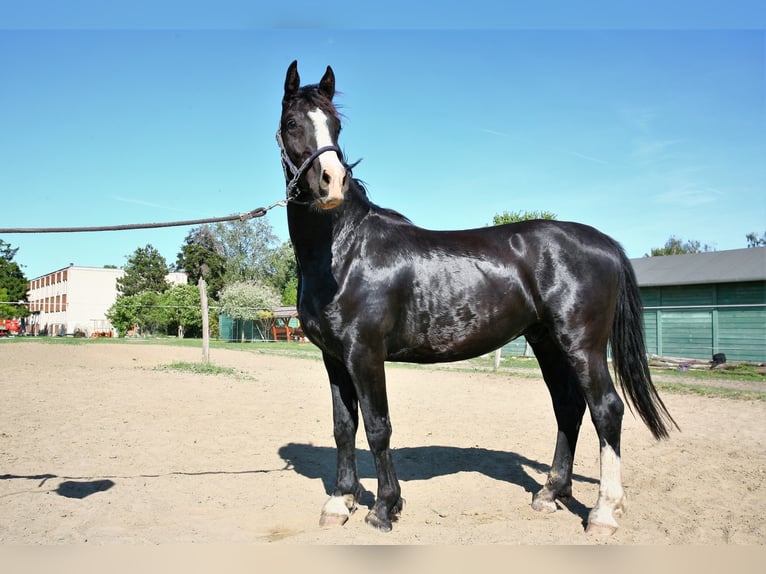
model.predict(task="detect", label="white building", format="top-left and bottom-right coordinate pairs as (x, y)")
top-left (26, 265), bottom-right (187, 337)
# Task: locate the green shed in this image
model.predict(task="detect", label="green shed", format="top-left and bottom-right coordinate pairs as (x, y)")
top-left (631, 247), bottom-right (766, 362)
top-left (218, 314), bottom-right (269, 342)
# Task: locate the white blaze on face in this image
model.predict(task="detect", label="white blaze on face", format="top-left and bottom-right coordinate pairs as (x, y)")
top-left (307, 108), bottom-right (346, 206)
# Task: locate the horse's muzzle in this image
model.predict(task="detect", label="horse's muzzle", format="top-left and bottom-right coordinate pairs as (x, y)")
top-left (317, 197), bottom-right (344, 210)
top-left (316, 156), bottom-right (347, 208)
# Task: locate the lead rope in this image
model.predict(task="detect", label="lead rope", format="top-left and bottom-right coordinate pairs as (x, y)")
top-left (0, 134), bottom-right (352, 234)
top-left (0, 202), bottom-right (287, 234)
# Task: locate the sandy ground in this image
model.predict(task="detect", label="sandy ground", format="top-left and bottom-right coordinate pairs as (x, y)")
top-left (1, 341), bottom-right (764, 547)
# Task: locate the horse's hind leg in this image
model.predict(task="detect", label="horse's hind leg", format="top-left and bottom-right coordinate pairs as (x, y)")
top-left (528, 335), bottom-right (587, 513)
top-left (577, 352), bottom-right (627, 535)
top-left (319, 354), bottom-right (363, 526)
top-left (530, 336), bottom-right (626, 534)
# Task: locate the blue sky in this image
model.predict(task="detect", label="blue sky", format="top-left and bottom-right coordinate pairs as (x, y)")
top-left (1, 3), bottom-right (765, 280)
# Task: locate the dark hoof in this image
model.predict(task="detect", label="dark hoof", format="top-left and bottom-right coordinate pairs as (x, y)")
top-left (364, 497), bottom-right (405, 532)
top-left (365, 510), bottom-right (392, 532)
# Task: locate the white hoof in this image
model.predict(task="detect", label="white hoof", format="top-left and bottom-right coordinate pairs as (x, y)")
top-left (585, 521), bottom-right (619, 536)
top-left (531, 496), bottom-right (558, 514)
top-left (586, 494), bottom-right (626, 536)
top-left (319, 494), bottom-right (357, 527)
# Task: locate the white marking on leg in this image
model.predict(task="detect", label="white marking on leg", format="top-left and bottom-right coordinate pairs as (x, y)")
top-left (587, 443), bottom-right (627, 534)
top-left (323, 495), bottom-right (352, 516)
top-left (308, 108), bottom-right (346, 205)
top-left (319, 494), bottom-right (357, 527)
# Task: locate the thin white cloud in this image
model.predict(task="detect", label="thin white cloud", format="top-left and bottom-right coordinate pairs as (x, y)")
top-left (111, 195), bottom-right (186, 213)
top-left (565, 150), bottom-right (611, 165)
top-left (619, 105), bottom-right (657, 134)
top-left (631, 138), bottom-right (681, 162)
top-left (481, 128), bottom-right (510, 137)
top-left (654, 184), bottom-right (723, 206)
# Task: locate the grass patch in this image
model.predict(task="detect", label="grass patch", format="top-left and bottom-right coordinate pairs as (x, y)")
top-left (0, 335), bottom-right (103, 345)
top-left (652, 363), bottom-right (766, 383)
top-left (386, 355), bottom-right (543, 378)
top-left (653, 380), bottom-right (766, 402)
top-left (153, 361), bottom-right (250, 380)
top-left (239, 341), bottom-right (324, 361)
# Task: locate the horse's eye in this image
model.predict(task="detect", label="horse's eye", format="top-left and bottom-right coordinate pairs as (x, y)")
top-left (285, 118), bottom-right (298, 130)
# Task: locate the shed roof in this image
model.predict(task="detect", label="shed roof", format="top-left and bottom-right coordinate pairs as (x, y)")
top-left (630, 247), bottom-right (766, 287)
top-left (273, 306), bottom-right (298, 318)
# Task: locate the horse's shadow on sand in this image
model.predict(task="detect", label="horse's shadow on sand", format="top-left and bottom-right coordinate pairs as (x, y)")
top-left (278, 443), bottom-right (596, 523)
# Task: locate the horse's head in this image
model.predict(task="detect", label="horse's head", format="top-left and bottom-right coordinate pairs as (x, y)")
top-left (278, 60), bottom-right (348, 209)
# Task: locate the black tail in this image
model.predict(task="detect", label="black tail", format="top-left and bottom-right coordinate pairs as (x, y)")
top-left (611, 250), bottom-right (679, 440)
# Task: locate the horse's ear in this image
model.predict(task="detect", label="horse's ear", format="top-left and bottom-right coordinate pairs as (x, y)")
top-left (319, 65), bottom-right (335, 100)
top-left (284, 60), bottom-right (300, 101)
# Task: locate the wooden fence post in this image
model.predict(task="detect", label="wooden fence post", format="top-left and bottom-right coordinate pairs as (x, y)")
top-left (199, 274), bottom-right (210, 364)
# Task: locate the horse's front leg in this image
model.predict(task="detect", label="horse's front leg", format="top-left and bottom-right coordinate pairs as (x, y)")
top-left (319, 353), bottom-right (363, 527)
top-left (349, 355), bottom-right (404, 532)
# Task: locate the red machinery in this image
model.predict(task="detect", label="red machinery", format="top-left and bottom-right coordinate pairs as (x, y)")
top-left (0, 318), bottom-right (20, 336)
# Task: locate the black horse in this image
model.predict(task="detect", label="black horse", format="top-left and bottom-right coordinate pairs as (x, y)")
top-left (277, 60), bottom-right (677, 535)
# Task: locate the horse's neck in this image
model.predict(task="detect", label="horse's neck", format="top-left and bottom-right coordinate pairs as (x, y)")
top-left (287, 208), bottom-right (333, 272)
top-left (287, 190), bottom-right (369, 275)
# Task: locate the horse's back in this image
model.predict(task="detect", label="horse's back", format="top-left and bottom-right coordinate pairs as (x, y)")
top-left (380, 216), bottom-right (624, 289)
top-left (348, 214), bottom-right (624, 362)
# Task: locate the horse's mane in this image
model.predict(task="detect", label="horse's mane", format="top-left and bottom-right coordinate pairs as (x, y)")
top-left (350, 178), bottom-right (412, 225)
top-left (295, 84), bottom-right (344, 119)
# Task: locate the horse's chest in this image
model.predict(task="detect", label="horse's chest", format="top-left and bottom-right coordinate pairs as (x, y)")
top-left (297, 298), bottom-right (344, 350)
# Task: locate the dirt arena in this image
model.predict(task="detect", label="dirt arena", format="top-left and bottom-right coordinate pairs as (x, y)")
top-left (1, 341), bottom-right (764, 546)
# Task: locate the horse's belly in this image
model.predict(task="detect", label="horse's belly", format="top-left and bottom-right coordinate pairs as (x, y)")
top-left (386, 304), bottom-right (532, 364)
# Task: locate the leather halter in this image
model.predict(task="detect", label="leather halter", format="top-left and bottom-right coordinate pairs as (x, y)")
top-left (276, 129), bottom-right (344, 203)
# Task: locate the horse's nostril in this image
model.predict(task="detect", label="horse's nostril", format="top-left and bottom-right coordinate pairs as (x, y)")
top-left (322, 170), bottom-right (332, 185)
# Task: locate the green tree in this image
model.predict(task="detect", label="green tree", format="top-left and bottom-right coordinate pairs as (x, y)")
top-left (264, 241), bottom-right (299, 306)
top-left (280, 276), bottom-right (298, 306)
top-left (492, 210), bottom-right (557, 225)
top-left (133, 291), bottom-right (165, 335)
top-left (117, 244), bottom-right (169, 296)
top-left (746, 230), bottom-right (766, 248)
top-left (106, 294), bottom-right (140, 336)
top-left (492, 210), bottom-right (558, 225)
top-left (218, 280), bottom-right (281, 342)
top-left (160, 283), bottom-right (203, 338)
top-left (218, 280), bottom-right (281, 322)
top-left (646, 236), bottom-right (714, 257)
top-left (175, 225), bottom-right (226, 300)
top-left (213, 218), bottom-right (279, 284)
top-left (0, 239), bottom-right (29, 319)
top-left (0, 287), bottom-right (17, 318)
top-left (106, 291), bottom-right (169, 337)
